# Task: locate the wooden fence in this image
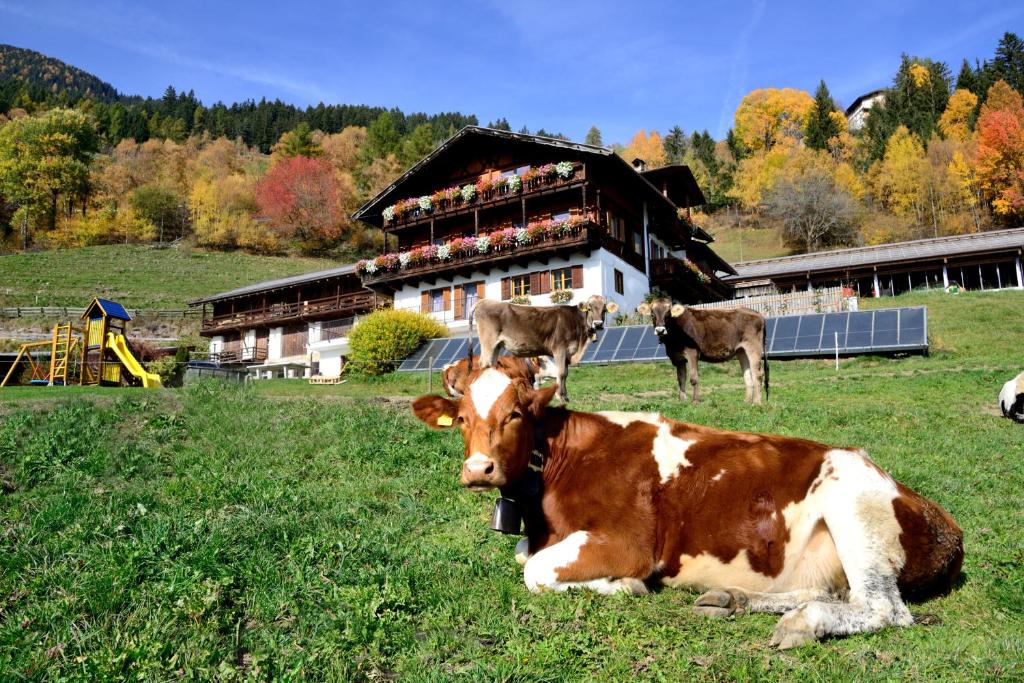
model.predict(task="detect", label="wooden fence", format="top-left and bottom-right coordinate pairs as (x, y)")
top-left (689, 287), bottom-right (852, 318)
top-left (1, 306), bottom-right (201, 320)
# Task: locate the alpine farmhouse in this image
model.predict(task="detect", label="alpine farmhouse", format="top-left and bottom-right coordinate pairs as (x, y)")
top-left (189, 126), bottom-right (734, 379)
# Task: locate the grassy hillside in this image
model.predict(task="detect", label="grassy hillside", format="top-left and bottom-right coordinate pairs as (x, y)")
top-left (706, 224), bottom-right (790, 264)
top-left (0, 244), bottom-right (335, 309)
top-left (1, 290), bottom-right (1022, 679)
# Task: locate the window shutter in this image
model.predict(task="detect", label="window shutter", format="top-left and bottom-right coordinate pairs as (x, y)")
top-left (443, 288), bottom-right (451, 311)
top-left (530, 271), bottom-right (542, 295)
top-left (420, 291), bottom-right (429, 313)
top-left (501, 277), bottom-right (511, 300)
top-left (571, 265), bottom-right (583, 289)
top-left (454, 284), bottom-right (464, 319)
top-left (538, 270), bottom-right (551, 294)
top-left (476, 282), bottom-right (486, 301)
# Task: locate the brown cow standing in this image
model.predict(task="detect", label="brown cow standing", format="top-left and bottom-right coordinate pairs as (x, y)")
top-left (638, 298), bottom-right (767, 405)
top-left (441, 356), bottom-right (537, 398)
top-left (412, 368), bottom-right (963, 649)
top-left (472, 295), bottom-right (618, 402)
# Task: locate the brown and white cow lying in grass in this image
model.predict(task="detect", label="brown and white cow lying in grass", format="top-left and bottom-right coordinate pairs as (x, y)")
top-left (472, 295), bottom-right (617, 403)
top-left (637, 298), bottom-right (767, 405)
top-left (412, 368), bottom-right (963, 649)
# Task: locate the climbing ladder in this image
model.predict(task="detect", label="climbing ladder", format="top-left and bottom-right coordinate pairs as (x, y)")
top-left (49, 323), bottom-right (75, 385)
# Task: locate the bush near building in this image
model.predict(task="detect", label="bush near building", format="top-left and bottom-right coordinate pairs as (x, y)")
top-left (347, 309), bottom-right (447, 375)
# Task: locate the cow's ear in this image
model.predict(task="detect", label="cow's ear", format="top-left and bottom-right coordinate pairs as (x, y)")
top-left (412, 395), bottom-right (459, 429)
top-left (528, 383), bottom-right (559, 417)
top-left (578, 301), bottom-right (588, 311)
top-left (637, 302), bottom-right (651, 316)
top-left (606, 302), bottom-right (619, 313)
top-left (670, 303), bottom-right (686, 317)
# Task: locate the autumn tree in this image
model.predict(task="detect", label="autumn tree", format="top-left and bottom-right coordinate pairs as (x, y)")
top-left (805, 81), bottom-right (842, 151)
top-left (0, 108), bottom-right (98, 244)
top-left (974, 80), bottom-right (1024, 220)
top-left (733, 88), bottom-right (814, 153)
top-left (871, 126), bottom-right (929, 223)
top-left (620, 129), bottom-right (667, 168)
top-left (255, 156), bottom-right (344, 254)
top-left (938, 89), bottom-right (978, 143)
top-left (585, 126), bottom-right (603, 147)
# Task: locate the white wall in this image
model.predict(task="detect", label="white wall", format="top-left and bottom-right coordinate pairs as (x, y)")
top-left (209, 335), bottom-right (223, 355)
top-left (391, 247), bottom-right (650, 329)
top-left (318, 348), bottom-right (344, 378)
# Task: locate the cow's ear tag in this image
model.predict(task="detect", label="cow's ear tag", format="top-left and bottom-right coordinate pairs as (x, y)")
top-left (437, 414), bottom-right (454, 427)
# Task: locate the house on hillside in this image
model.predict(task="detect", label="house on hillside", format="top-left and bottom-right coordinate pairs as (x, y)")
top-left (725, 228), bottom-right (1024, 298)
top-left (188, 265), bottom-right (380, 379)
top-left (351, 126), bottom-right (734, 328)
top-left (846, 89), bottom-right (886, 131)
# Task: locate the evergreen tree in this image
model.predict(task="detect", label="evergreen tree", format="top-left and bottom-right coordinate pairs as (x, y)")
top-left (805, 80), bottom-right (841, 150)
top-left (487, 117), bottom-right (511, 131)
top-left (517, 125), bottom-right (530, 135)
top-left (584, 125), bottom-right (603, 147)
top-left (663, 126), bottom-right (687, 164)
top-left (277, 122), bottom-right (321, 158)
top-left (955, 59), bottom-right (977, 94)
top-left (993, 32), bottom-right (1024, 94)
top-left (365, 111), bottom-right (401, 159)
top-left (399, 123), bottom-right (436, 167)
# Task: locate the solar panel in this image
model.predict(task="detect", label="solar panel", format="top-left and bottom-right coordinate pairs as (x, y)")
top-left (396, 306), bottom-right (928, 371)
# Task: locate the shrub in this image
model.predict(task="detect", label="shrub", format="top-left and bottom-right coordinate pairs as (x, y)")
top-left (550, 288), bottom-right (573, 304)
top-left (348, 309), bottom-right (447, 375)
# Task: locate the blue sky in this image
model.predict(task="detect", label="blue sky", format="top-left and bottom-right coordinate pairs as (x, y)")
top-left (1, 0), bottom-right (1021, 144)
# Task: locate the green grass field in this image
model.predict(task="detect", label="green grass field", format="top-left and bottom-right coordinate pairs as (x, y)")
top-left (0, 245), bottom-right (334, 310)
top-left (2, 290), bottom-right (1023, 680)
top-left (705, 225), bottom-right (790, 263)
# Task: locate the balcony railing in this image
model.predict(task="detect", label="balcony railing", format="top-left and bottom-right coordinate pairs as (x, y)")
top-left (209, 345), bottom-right (268, 366)
top-left (200, 291), bottom-right (380, 332)
top-left (650, 257), bottom-right (732, 301)
top-left (382, 162), bottom-right (587, 230)
top-left (361, 221), bottom-right (600, 287)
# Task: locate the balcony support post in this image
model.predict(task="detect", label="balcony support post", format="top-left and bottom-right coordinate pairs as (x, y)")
top-left (474, 209), bottom-right (479, 235)
top-left (642, 201), bottom-right (651, 279)
top-left (521, 197), bottom-right (526, 229)
top-left (430, 218), bottom-right (435, 244)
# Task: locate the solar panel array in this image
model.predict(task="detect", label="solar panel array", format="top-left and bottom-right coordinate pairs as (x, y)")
top-left (396, 306), bottom-right (927, 371)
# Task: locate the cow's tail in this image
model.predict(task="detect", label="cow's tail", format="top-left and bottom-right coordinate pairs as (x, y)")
top-left (762, 329), bottom-right (770, 401)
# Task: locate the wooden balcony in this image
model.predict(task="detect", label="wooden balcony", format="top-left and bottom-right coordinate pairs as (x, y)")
top-left (650, 257), bottom-right (732, 303)
top-left (200, 291), bottom-right (379, 333)
top-left (210, 345), bottom-right (267, 366)
top-left (382, 162), bottom-right (588, 231)
top-left (361, 222), bottom-right (603, 290)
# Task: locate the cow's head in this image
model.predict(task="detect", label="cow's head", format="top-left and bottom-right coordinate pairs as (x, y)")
top-left (412, 367), bottom-right (559, 490)
top-left (637, 298), bottom-right (686, 339)
top-left (578, 294), bottom-right (619, 332)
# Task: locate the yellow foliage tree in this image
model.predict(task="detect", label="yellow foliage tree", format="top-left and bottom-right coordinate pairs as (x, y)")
top-left (733, 88), bottom-right (814, 153)
top-left (938, 89), bottom-right (979, 143)
top-left (620, 129), bottom-right (667, 169)
top-left (871, 126), bottom-right (928, 222)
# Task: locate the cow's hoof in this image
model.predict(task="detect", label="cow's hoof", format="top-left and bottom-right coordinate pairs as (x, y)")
top-left (614, 577), bottom-right (648, 595)
top-left (770, 608), bottom-right (819, 649)
top-left (693, 588), bottom-right (747, 618)
top-left (514, 538), bottom-right (530, 565)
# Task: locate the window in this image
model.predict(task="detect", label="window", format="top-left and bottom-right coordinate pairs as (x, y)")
top-left (464, 282), bottom-right (479, 312)
top-left (606, 211), bottom-right (624, 241)
top-left (552, 211), bottom-right (570, 222)
top-left (633, 231), bottom-right (644, 255)
top-left (430, 289), bottom-right (446, 312)
top-left (551, 267), bottom-right (573, 290)
top-left (511, 274), bottom-right (531, 297)
top-left (614, 269), bottom-right (624, 295)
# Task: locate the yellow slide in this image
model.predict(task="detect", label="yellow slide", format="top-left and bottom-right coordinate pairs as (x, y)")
top-left (107, 333), bottom-right (162, 388)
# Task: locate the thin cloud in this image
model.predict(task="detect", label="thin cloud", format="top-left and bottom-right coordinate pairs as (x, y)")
top-left (716, 0), bottom-right (768, 137)
top-left (0, 0), bottom-right (329, 101)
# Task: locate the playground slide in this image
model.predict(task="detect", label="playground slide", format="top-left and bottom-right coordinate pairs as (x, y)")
top-left (106, 333), bottom-right (162, 388)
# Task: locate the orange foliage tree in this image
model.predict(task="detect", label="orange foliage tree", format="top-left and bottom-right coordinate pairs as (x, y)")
top-left (620, 129), bottom-right (667, 168)
top-left (974, 80), bottom-right (1024, 220)
top-left (733, 88), bottom-right (814, 153)
top-left (255, 156), bottom-right (344, 254)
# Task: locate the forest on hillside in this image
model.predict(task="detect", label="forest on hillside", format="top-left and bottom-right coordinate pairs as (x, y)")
top-left (0, 33), bottom-right (1022, 260)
